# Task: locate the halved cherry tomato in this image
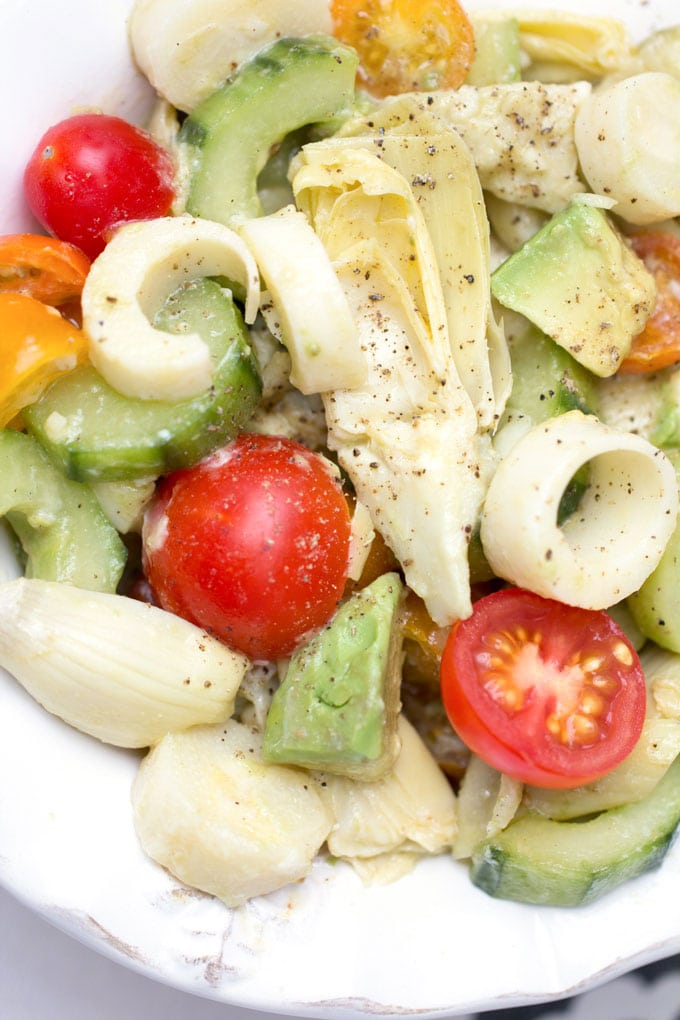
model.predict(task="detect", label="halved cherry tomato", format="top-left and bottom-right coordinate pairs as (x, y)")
top-left (440, 588), bottom-right (646, 789)
top-left (330, 0), bottom-right (475, 98)
top-left (0, 292), bottom-right (87, 426)
top-left (619, 232), bottom-right (680, 374)
top-left (142, 433), bottom-right (352, 662)
top-left (0, 234), bottom-right (90, 305)
top-left (23, 113), bottom-right (175, 260)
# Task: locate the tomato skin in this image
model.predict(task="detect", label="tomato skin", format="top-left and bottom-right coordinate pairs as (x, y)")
top-left (0, 233), bottom-right (90, 305)
top-left (23, 113), bottom-right (175, 260)
top-left (142, 434), bottom-right (352, 662)
top-left (440, 588), bottom-right (646, 789)
top-left (0, 292), bottom-right (87, 426)
top-left (619, 232), bottom-right (680, 374)
top-left (330, 0), bottom-right (474, 98)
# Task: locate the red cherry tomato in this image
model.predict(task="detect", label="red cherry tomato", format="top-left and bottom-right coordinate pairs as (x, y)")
top-left (440, 588), bottom-right (646, 789)
top-left (142, 434), bottom-right (352, 662)
top-left (23, 113), bottom-right (175, 260)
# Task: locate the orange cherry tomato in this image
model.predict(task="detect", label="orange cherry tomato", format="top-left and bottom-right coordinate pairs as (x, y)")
top-left (330, 0), bottom-right (475, 98)
top-left (0, 233), bottom-right (90, 306)
top-left (619, 232), bottom-right (680, 374)
top-left (440, 588), bottom-right (646, 789)
top-left (401, 590), bottom-right (450, 684)
top-left (0, 292), bottom-right (87, 426)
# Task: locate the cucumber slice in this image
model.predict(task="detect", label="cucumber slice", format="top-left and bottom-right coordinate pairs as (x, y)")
top-left (0, 429), bottom-right (126, 592)
top-left (24, 279), bottom-right (261, 483)
top-left (179, 35), bottom-right (358, 224)
top-left (470, 753), bottom-right (680, 907)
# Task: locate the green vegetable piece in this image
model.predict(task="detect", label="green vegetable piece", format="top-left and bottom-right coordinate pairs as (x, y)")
top-left (491, 200), bottom-right (656, 377)
top-left (24, 279), bottom-right (261, 483)
top-left (502, 323), bottom-right (599, 424)
top-left (0, 429), bottom-right (126, 592)
top-left (263, 572), bottom-right (404, 780)
top-left (466, 16), bottom-right (522, 85)
top-left (500, 324), bottom-right (599, 524)
top-left (470, 753), bottom-right (680, 907)
top-left (179, 35), bottom-right (358, 224)
top-left (628, 448), bottom-right (680, 651)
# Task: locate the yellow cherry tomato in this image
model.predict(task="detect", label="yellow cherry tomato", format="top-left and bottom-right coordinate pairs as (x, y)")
top-left (0, 233), bottom-right (90, 305)
top-left (0, 292), bottom-right (87, 425)
top-left (330, 0), bottom-right (475, 98)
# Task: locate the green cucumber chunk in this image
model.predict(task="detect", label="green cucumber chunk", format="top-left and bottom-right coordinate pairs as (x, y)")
top-left (24, 279), bottom-right (261, 483)
top-left (470, 753), bottom-right (680, 907)
top-left (262, 572), bottom-right (404, 780)
top-left (179, 35), bottom-right (358, 224)
top-left (0, 429), bottom-right (126, 592)
top-left (628, 448), bottom-right (680, 651)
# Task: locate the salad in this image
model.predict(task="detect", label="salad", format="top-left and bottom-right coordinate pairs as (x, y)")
top-left (2, 0), bottom-right (680, 917)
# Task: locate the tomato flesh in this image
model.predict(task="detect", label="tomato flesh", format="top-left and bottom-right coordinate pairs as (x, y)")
top-left (440, 588), bottom-right (646, 788)
top-left (23, 113), bottom-right (175, 260)
top-left (330, 0), bottom-right (474, 98)
top-left (142, 434), bottom-right (352, 662)
top-left (619, 232), bottom-right (680, 374)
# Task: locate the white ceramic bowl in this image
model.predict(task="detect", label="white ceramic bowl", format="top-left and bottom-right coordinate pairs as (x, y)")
top-left (1, 1), bottom-right (680, 1016)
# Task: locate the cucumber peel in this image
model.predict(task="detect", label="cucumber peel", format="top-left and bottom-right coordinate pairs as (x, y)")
top-left (470, 753), bottom-right (680, 907)
top-left (179, 35), bottom-right (358, 225)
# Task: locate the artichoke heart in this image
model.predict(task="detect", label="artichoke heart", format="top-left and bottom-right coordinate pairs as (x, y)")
top-left (292, 142), bottom-right (493, 625)
top-left (337, 100), bottom-right (510, 429)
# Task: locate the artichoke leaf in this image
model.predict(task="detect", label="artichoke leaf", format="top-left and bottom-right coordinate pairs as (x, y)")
top-left (361, 82), bottom-right (590, 215)
top-left (515, 10), bottom-right (633, 81)
top-left (292, 143), bottom-right (493, 624)
top-left (337, 100), bottom-right (510, 429)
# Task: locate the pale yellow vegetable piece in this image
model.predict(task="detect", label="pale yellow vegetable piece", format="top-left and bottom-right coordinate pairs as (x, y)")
top-left (239, 205), bottom-right (367, 394)
top-left (453, 754), bottom-right (522, 860)
top-left (317, 716), bottom-right (457, 868)
top-left (515, 10), bottom-right (632, 79)
top-left (292, 142), bottom-right (493, 625)
top-left (373, 82), bottom-right (590, 214)
top-left (82, 215), bottom-right (260, 402)
top-left (480, 410), bottom-right (679, 609)
top-left (0, 578), bottom-right (248, 748)
top-left (129, 0), bottom-right (332, 113)
top-left (338, 100), bottom-right (510, 429)
top-left (132, 719), bottom-right (333, 907)
top-left (575, 72), bottom-right (680, 225)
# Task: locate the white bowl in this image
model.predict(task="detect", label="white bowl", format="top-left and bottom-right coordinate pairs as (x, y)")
top-left (1, 0), bottom-right (679, 1016)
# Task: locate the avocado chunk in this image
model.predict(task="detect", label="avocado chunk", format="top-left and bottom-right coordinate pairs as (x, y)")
top-left (628, 447), bottom-right (680, 651)
top-left (466, 16), bottom-right (522, 86)
top-left (0, 429), bottom-right (126, 592)
top-left (470, 752), bottom-right (680, 907)
top-left (491, 199), bottom-right (656, 377)
top-left (502, 323), bottom-right (599, 425)
top-left (263, 572), bottom-right (404, 780)
top-left (179, 35), bottom-right (358, 225)
top-left (24, 279), bottom-right (261, 483)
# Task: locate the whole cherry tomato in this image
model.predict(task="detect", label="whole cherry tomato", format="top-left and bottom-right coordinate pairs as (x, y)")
top-left (23, 113), bottom-right (175, 260)
top-left (142, 433), bottom-right (352, 662)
